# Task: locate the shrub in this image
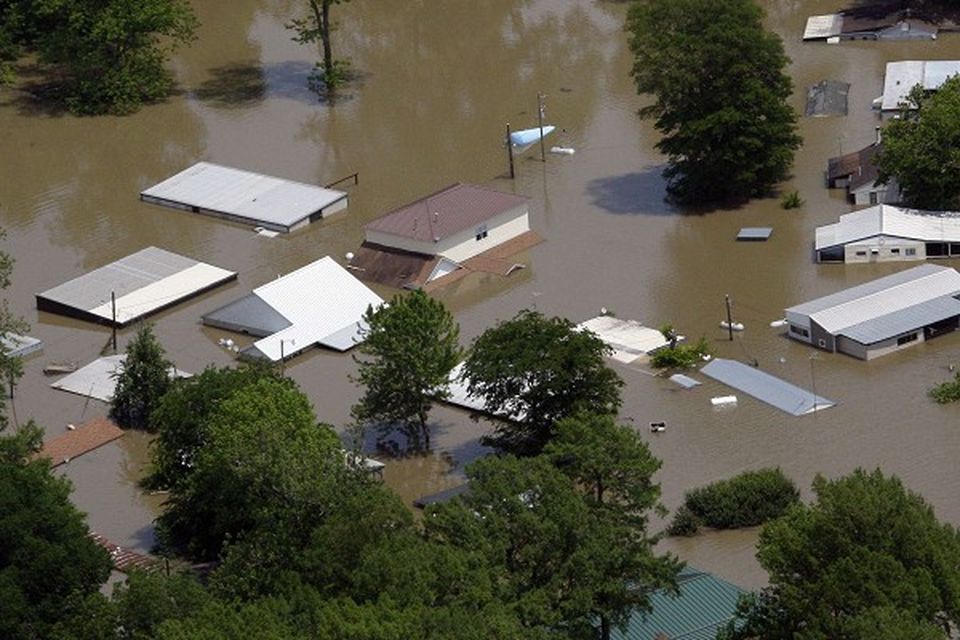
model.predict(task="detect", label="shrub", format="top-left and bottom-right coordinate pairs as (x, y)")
top-left (650, 336), bottom-right (711, 370)
top-left (669, 468), bottom-right (799, 534)
top-left (780, 190), bottom-right (804, 209)
top-left (666, 505), bottom-right (702, 536)
top-left (929, 372), bottom-right (960, 404)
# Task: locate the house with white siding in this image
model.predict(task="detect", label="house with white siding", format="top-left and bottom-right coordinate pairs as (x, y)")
top-left (816, 205), bottom-right (960, 263)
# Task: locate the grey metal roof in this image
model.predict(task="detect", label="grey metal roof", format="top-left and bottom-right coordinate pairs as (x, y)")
top-left (701, 358), bottom-right (834, 416)
top-left (839, 294), bottom-right (960, 344)
top-left (36, 247), bottom-right (236, 327)
top-left (736, 227), bottom-right (773, 241)
top-left (611, 568), bottom-right (746, 640)
top-left (1, 334), bottom-right (43, 359)
top-left (670, 373), bottom-right (701, 389)
top-left (805, 80), bottom-right (849, 117)
top-left (785, 265), bottom-right (960, 335)
top-left (141, 162), bottom-right (348, 232)
top-left (202, 293), bottom-right (292, 337)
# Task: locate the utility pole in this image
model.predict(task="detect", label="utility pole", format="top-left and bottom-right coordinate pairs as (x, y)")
top-left (506, 122), bottom-right (515, 179)
top-left (724, 294), bottom-right (734, 341)
top-left (809, 352), bottom-right (819, 415)
top-left (537, 92), bottom-right (547, 162)
top-left (111, 291), bottom-right (118, 352)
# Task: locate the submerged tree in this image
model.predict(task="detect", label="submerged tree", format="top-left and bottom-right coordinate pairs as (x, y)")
top-left (351, 290), bottom-right (462, 449)
top-left (626, 0), bottom-right (801, 204)
top-left (0, 228), bottom-right (28, 428)
top-left (109, 323), bottom-right (172, 430)
top-left (877, 76), bottom-right (960, 210)
top-left (287, 0), bottom-right (352, 95)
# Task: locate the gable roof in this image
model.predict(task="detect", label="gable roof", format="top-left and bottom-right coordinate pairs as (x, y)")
top-left (365, 183), bottom-right (528, 243)
top-left (827, 143), bottom-right (880, 189)
top-left (611, 568), bottom-right (746, 640)
top-left (785, 264), bottom-right (960, 335)
top-left (881, 60), bottom-right (960, 110)
top-left (816, 205), bottom-right (960, 250)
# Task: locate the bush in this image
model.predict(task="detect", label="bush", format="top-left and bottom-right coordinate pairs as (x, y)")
top-left (780, 190), bottom-right (804, 209)
top-left (669, 468), bottom-right (799, 534)
top-left (650, 336), bottom-right (711, 370)
top-left (929, 372), bottom-right (960, 404)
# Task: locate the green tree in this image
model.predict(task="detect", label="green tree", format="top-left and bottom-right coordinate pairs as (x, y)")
top-left (461, 310), bottom-right (623, 456)
top-left (877, 77), bottom-right (960, 210)
top-left (351, 290), bottom-right (462, 449)
top-left (0, 424), bottom-right (112, 640)
top-left (156, 377), bottom-right (343, 560)
top-left (626, 0), bottom-right (801, 203)
top-left (287, 0), bottom-right (351, 95)
top-left (109, 323), bottom-right (172, 431)
top-left (30, 0), bottom-right (198, 115)
top-left (145, 363), bottom-right (281, 490)
top-left (724, 469), bottom-right (960, 639)
top-left (0, 228), bottom-right (28, 428)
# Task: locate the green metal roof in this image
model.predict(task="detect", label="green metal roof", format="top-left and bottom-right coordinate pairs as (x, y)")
top-left (610, 568), bottom-right (746, 640)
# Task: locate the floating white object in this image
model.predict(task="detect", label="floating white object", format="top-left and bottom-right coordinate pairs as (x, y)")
top-left (254, 226), bottom-right (279, 238)
top-left (510, 126), bottom-right (556, 147)
top-left (650, 421), bottom-right (667, 433)
top-left (720, 321), bottom-right (745, 331)
top-left (549, 146), bottom-right (575, 155)
top-left (345, 252), bottom-right (355, 262)
top-left (769, 319), bottom-right (788, 328)
top-left (711, 395), bottom-right (738, 407)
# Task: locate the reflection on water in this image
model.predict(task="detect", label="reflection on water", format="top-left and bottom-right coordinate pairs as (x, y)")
top-left (4, 0), bottom-right (960, 586)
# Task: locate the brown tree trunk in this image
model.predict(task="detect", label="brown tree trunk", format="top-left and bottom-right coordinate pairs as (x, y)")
top-left (321, 0), bottom-right (334, 88)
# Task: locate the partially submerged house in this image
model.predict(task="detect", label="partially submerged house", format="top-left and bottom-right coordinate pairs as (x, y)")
top-left (805, 80), bottom-right (850, 117)
top-left (36, 247), bottom-right (237, 327)
top-left (825, 135), bottom-right (898, 206)
top-left (141, 162), bottom-right (349, 233)
top-left (816, 205), bottom-right (960, 263)
top-left (876, 60), bottom-right (960, 111)
top-left (785, 264), bottom-right (960, 360)
top-left (804, 12), bottom-right (937, 42)
top-left (349, 183), bottom-right (541, 289)
top-left (202, 256), bottom-right (384, 361)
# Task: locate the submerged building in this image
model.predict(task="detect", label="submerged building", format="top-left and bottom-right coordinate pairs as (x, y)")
top-left (816, 205), bottom-right (960, 263)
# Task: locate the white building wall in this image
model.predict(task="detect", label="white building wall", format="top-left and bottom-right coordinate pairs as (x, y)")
top-left (365, 206), bottom-right (530, 261)
top-left (843, 239), bottom-right (925, 263)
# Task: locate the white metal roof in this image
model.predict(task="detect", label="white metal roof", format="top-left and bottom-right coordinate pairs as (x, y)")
top-left (37, 247), bottom-right (236, 326)
top-left (576, 316), bottom-right (668, 363)
top-left (880, 60), bottom-right (960, 110)
top-left (701, 359), bottom-right (834, 416)
top-left (218, 257), bottom-right (383, 362)
top-left (50, 355), bottom-right (190, 402)
top-left (804, 14), bottom-right (843, 40)
top-left (1, 334), bottom-right (43, 359)
top-left (786, 264), bottom-right (960, 334)
top-left (141, 162), bottom-right (348, 232)
top-left (442, 362), bottom-right (525, 421)
top-left (815, 205), bottom-right (960, 250)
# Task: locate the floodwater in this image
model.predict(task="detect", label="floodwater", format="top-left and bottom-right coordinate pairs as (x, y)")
top-left (3, 0), bottom-right (960, 590)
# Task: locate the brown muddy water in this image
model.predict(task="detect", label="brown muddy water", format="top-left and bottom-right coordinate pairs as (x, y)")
top-left (3, 0), bottom-right (960, 590)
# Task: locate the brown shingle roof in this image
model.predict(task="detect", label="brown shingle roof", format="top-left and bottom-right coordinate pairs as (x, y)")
top-left (827, 143), bottom-right (881, 189)
top-left (37, 417), bottom-right (124, 466)
top-left (364, 183), bottom-right (528, 243)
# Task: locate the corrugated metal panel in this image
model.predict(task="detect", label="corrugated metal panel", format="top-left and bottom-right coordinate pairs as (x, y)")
top-left (37, 247), bottom-right (236, 326)
top-left (816, 205), bottom-right (960, 250)
top-left (216, 257), bottom-right (383, 362)
top-left (737, 227), bottom-right (773, 241)
top-left (51, 355), bottom-right (190, 402)
top-left (611, 568), bottom-right (745, 640)
top-left (803, 14), bottom-right (843, 40)
top-left (577, 316), bottom-right (669, 359)
top-left (141, 162), bottom-right (348, 231)
top-left (839, 294), bottom-right (960, 344)
top-left (701, 359), bottom-right (834, 416)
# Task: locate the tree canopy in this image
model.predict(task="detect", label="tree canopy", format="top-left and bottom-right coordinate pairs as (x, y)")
top-left (724, 469), bottom-right (960, 639)
top-left (287, 0), bottom-right (352, 95)
top-left (352, 290), bottom-right (462, 448)
top-left (461, 310), bottom-right (623, 456)
top-left (109, 323), bottom-right (172, 431)
top-left (0, 228), bottom-right (27, 429)
top-left (877, 76), bottom-right (960, 210)
top-left (626, 0), bottom-right (801, 203)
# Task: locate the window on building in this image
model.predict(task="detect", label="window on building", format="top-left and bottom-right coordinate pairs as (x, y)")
top-left (891, 248), bottom-right (900, 255)
top-left (951, 243), bottom-right (960, 256)
top-left (475, 224), bottom-right (488, 241)
top-left (927, 242), bottom-right (948, 257)
top-left (906, 248), bottom-right (917, 256)
top-left (789, 325), bottom-right (810, 338)
top-left (871, 249), bottom-right (879, 255)
top-left (855, 251), bottom-right (867, 256)
top-left (897, 332), bottom-right (918, 346)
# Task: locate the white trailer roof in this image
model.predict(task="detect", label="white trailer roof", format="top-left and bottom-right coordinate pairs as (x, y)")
top-left (36, 247), bottom-right (237, 327)
top-left (50, 355), bottom-right (190, 402)
top-left (803, 14), bottom-right (843, 40)
top-left (204, 257), bottom-right (384, 362)
top-left (880, 60), bottom-right (960, 110)
top-left (816, 205), bottom-right (960, 250)
top-left (576, 316), bottom-right (668, 363)
top-left (141, 162), bottom-right (348, 232)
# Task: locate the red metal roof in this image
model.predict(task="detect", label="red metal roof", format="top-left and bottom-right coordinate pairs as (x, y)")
top-left (364, 183), bottom-right (529, 243)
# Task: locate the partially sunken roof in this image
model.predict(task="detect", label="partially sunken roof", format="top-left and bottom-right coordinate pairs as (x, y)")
top-left (365, 183), bottom-right (528, 243)
top-left (881, 60), bottom-right (960, 110)
top-left (701, 358), bottom-right (834, 416)
top-left (141, 162), bottom-right (348, 232)
top-left (203, 257), bottom-right (384, 362)
top-left (786, 264), bottom-right (960, 335)
top-left (827, 143), bottom-right (880, 187)
top-left (36, 247), bottom-right (237, 327)
top-left (805, 80), bottom-right (849, 117)
top-left (816, 205), bottom-right (960, 250)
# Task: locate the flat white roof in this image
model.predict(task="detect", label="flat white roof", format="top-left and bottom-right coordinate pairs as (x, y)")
top-left (881, 60), bottom-right (960, 110)
top-left (804, 14), bottom-right (843, 40)
top-left (816, 204), bottom-right (960, 250)
top-left (36, 247), bottom-right (237, 327)
top-left (141, 162), bottom-right (348, 232)
top-left (204, 257), bottom-right (384, 362)
top-left (576, 316), bottom-right (668, 363)
top-left (51, 355), bottom-right (190, 402)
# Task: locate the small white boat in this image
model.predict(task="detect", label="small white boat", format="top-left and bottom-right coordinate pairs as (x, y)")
top-left (711, 395), bottom-right (738, 407)
top-left (549, 146), bottom-right (575, 155)
top-left (769, 319), bottom-right (788, 328)
top-left (510, 125), bottom-right (555, 147)
top-left (720, 320), bottom-right (745, 331)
